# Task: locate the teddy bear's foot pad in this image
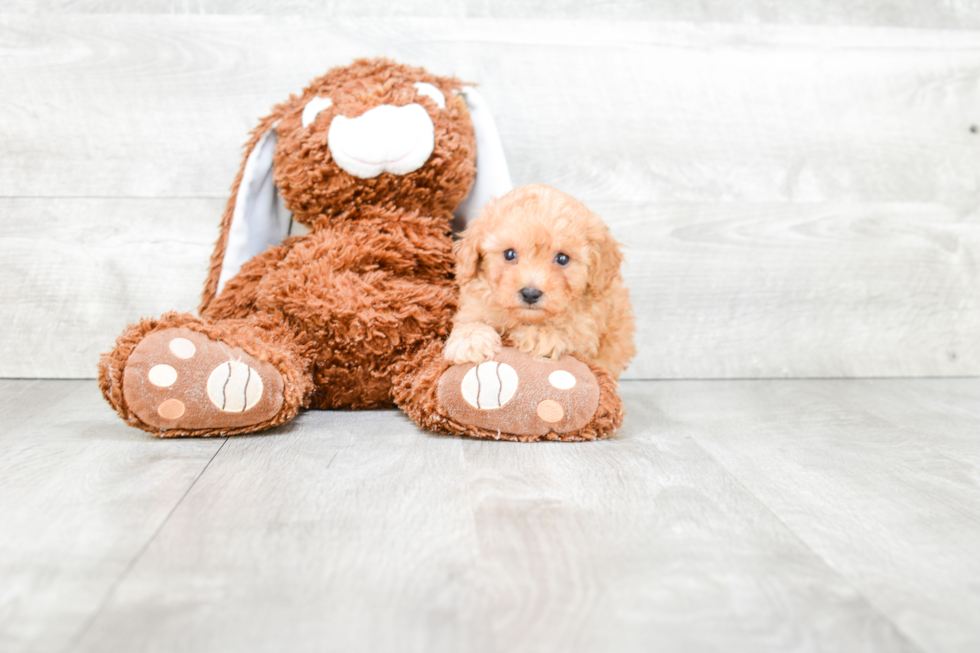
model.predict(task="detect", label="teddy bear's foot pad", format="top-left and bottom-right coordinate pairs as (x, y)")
top-left (437, 347), bottom-right (600, 438)
top-left (122, 327), bottom-right (284, 431)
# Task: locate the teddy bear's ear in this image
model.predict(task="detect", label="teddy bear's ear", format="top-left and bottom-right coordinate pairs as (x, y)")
top-left (452, 87), bottom-right (514, 233)
top-left (208, 123), bottom-right (311, 301)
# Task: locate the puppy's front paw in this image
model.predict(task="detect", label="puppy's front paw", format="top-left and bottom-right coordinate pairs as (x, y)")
top-left (512, 326), bottom-right (574, 361)
top-left (444, 322), bottom-right (502, 364)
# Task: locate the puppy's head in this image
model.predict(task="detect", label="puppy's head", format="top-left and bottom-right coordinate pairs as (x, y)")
top-left (455, 184), bottom-right (622, 324)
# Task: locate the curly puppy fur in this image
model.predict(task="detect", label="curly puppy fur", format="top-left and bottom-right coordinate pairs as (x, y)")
top-left (445, 184), bottom-right (635, 379)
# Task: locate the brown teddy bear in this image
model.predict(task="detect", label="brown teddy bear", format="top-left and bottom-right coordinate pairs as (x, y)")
top-left (99, 58), bottom-right (624, 442)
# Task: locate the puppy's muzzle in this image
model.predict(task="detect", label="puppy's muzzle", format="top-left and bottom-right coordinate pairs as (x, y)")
top-left (519, 287), bottom-right (543, 305)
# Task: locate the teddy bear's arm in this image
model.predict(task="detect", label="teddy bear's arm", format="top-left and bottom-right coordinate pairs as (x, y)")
top-left (201, 244), bottom-right (291, 321)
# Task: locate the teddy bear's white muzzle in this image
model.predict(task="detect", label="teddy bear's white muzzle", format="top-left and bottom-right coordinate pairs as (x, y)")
top-left (328, 104), bottom-right (435, 179)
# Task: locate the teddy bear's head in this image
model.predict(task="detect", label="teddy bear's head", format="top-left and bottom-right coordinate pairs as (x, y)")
top-left (208, 58), bottom-right (512, 304)
top-left (270, 58), bottom-right (477, 226)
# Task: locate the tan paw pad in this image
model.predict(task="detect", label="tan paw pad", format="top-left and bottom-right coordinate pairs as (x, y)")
top-left (438, 347), bottom-right (600, 438)
top-left (157, 399), bottom-right (185, 419)
top-left (122, 327), bottom-right (284, 431)
top-left (536, 399), bottom-right (564, 423)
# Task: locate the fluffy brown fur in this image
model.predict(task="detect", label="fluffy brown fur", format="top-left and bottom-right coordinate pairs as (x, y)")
top-left (99, 60), bottom-right (630, 442)
top-left (445, 184), bottom-right (635, 379)
top-left (99, 311), bottom-right (313, 437)
top-left (100, 58), bottom-right (475, 434)
top-left (200, 58), bottom-right (475, 313)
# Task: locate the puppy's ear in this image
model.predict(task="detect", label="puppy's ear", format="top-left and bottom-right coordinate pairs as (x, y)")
top-left (454, 219), bottom-right (485, 286)
top-left (587, 223), bottom-right (625, 296)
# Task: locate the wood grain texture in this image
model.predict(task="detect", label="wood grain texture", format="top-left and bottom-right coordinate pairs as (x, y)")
top-left (657, 377), bottom-right (980, 652)
top-left (0, 198), bottom-right (220, 378)
top-left (608, 201), bottom-right (980, 379)
top-left (70, 382), bottom-right (921, 653)
top-left (0, 17), bottom-right (978, 205)
top-left (6, 0), bottom-right (980, 29)
top-left (456, 389), bottom-right (920, 653)
top-left (2, 16), bottom-right (980, 379)
top-left (72, 409), bottom-right (492, 653)
top-left (5, 198), bottom-right (978, 379)
top-left (4, 378), bottom-right (979, 651)
top-left (0, 380), bottom-right (224, 653)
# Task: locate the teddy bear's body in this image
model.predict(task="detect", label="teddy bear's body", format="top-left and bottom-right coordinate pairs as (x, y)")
top-left (202, 205), bottom-right (458, 410)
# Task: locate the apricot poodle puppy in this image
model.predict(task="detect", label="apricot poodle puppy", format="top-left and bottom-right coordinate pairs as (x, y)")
top-left (444, 184), bottom-right (635, 379)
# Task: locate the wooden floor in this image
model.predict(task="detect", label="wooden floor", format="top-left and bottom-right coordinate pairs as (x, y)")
top-left (1, 378), bottom-right (978, 652)
top-left (3, 5), bottom-right (980, 651)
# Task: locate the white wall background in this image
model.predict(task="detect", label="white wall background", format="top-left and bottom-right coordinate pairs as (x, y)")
top-left (1, 2), bottom-right (979, 379)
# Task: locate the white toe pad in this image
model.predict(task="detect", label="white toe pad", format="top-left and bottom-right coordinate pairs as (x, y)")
top-left (461, 361), bottom-right (518, 410)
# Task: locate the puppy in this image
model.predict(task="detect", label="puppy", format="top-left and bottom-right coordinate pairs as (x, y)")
top-left (444, 184), bottom-right (635, 379)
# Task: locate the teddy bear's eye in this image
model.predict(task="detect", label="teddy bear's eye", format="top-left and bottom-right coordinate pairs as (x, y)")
top-left (301, 96), bottom-right (334, 128)
top-left (504, 249), bottom-right (517, 261)
top-left (555, 253), bottom-right (570, 266)
top-left (413, 82), bottom-right (445, 109)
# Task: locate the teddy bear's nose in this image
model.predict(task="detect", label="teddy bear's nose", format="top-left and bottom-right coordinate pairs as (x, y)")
top-left (520, 287), bottom-right (543, 304)
top-left (328, 104), bottom-right (435, 179)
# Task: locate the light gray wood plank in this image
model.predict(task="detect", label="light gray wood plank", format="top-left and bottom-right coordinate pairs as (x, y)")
top-left (456, 387), bottom-right (921, 653)
top-left (7, 378), bottom-right (980, 651)
top-left (3, 16), bottom-right (979, 380)
top-left (71, 388), bottom-right (920, 653)
top-left (0, 380), bottom-right (224, 653)
top-left (833, 378), bottom-right (980, 465)
top-left (5, 198), bottom-right (978, 380)
top-left (0, 379), bottom-right (47, 420)
top-left (0, 16), bottom-right (978, 208)
top-left (0, 198), bottom-right (220, 378)
top-left (655, 378), bottom-right (980, 652)
top-left (6, 1), bottom-right (980, 30)
top-left (608, 201), bottom-right (980, 379)
top-left (72, 410), bottom-right (493, 653)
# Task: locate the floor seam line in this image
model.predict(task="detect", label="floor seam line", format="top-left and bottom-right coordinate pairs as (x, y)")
top-left (62, 437), bottom-right (229, 653)
top-left (456, 437), bottom-right (498, 653)
top-left (682, 431), bottom-right (930, 653)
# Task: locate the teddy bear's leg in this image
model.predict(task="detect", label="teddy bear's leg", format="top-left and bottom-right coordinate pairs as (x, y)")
top-left (99, 311), bottom-right (313, 437)
top-left (392, 342), bottom-right (625, 442)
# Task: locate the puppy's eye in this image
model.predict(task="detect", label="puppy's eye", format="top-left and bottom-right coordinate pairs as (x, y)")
top-left (504, 249), bottom-right (517, 261)
top-left (555, 253), bottom-right (570, 266)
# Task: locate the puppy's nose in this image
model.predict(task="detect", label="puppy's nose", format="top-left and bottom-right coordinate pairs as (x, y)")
top-left (520, 287), bottom-right (543, 305)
